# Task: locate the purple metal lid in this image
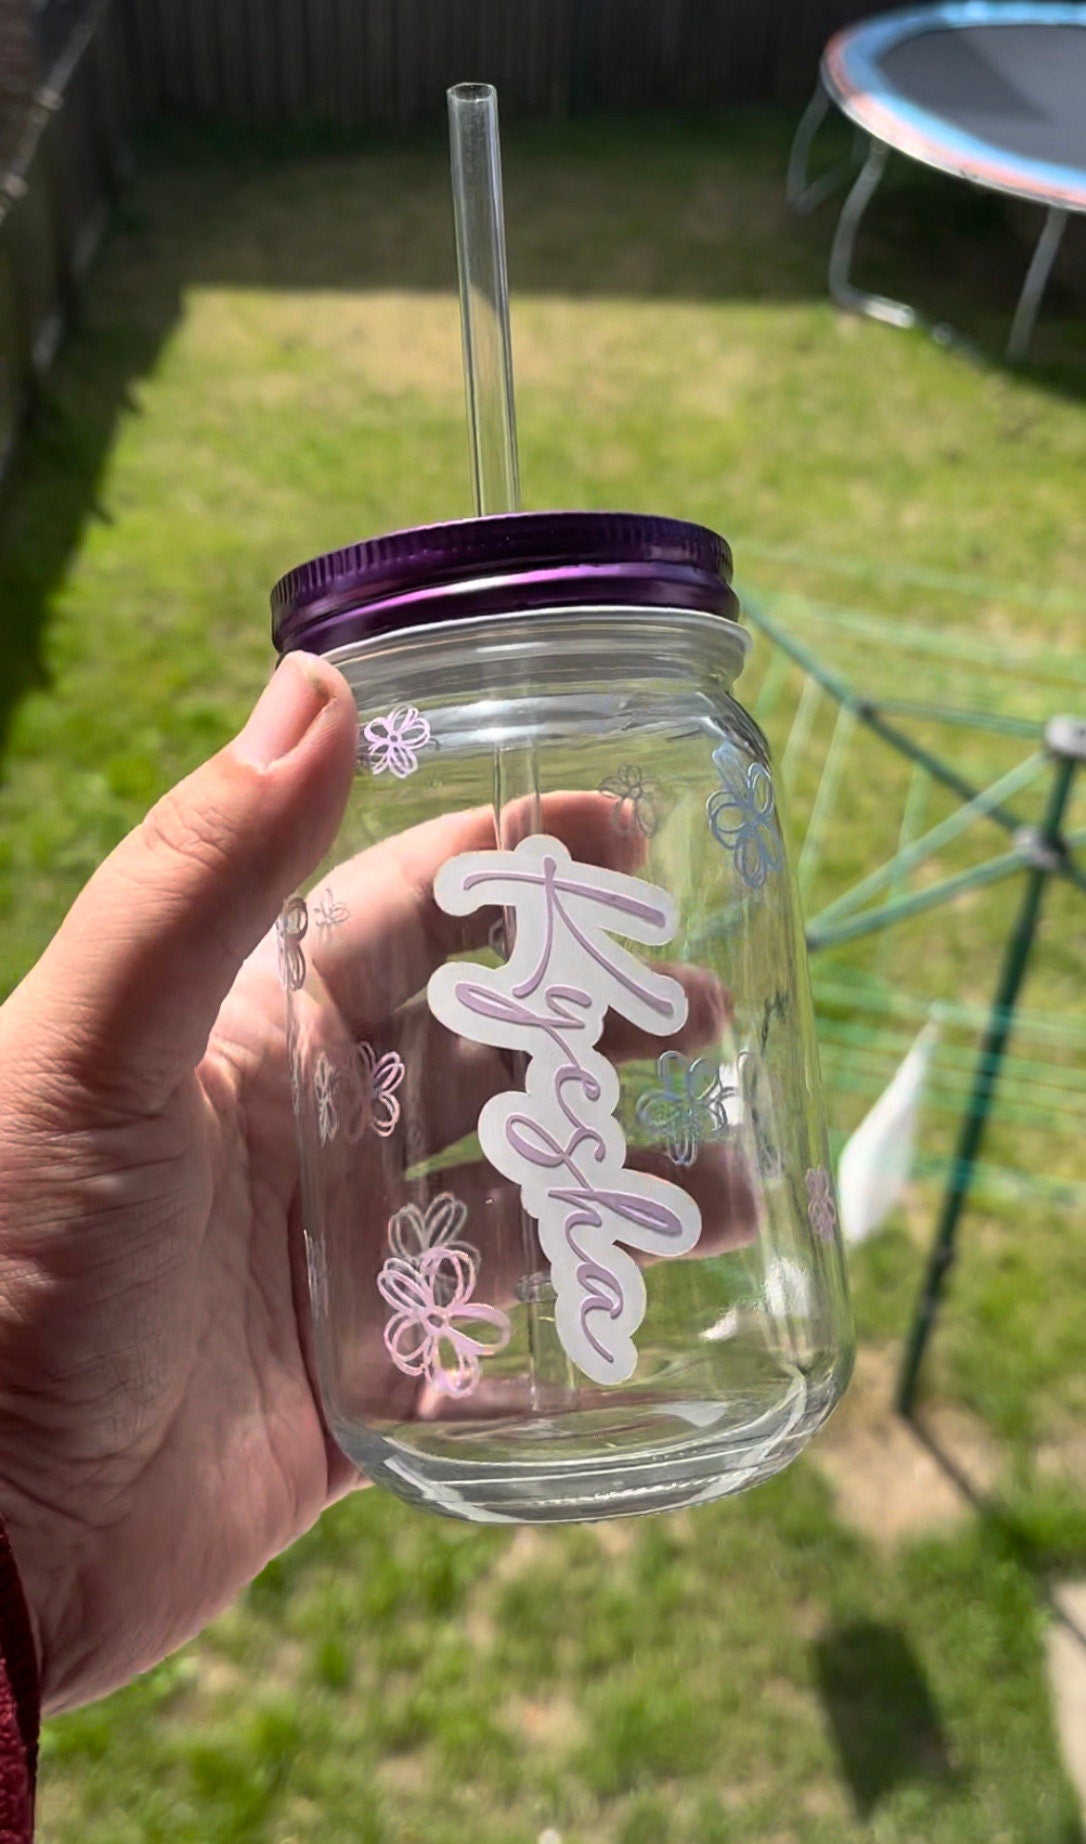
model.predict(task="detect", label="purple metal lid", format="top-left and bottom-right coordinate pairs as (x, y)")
top-left (271, 511), bottom-right (738, 656)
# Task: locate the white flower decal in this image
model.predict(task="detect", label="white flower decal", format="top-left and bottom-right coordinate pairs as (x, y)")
top-left (707, 750), bottom-right (782, 890)
top-left (276, 896), bottom-right (308, 992)
top-left (599, 764), bottom-right (659, 838)
top-left (806, 1166), bottom-right (838, 1244)
top-left (314, 1051), bottom-right (339, 1145)
top-left (363, 705), bottom-right (432, 778)
top-left (636, 1050), bottom-right (734, 1168)
top-left (312, 886), bottom-right (350, 935)
top-left (378, 1247), bottom-right (511, 1396)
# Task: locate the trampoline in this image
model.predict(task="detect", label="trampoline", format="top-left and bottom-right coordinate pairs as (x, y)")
top-left (787, 3), bottom-right (1086, 358)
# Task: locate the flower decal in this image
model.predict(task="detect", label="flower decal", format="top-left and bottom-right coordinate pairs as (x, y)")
top-left (276, 896), bottom-right (308, 992)
top-left (599, 764), bottom-right (659, 838)
top-left (314, 1051), bottom-right (339, 1145)
top-left (387, 1191), bottom-right (478, 1269)
top-left (636, 1050), bottom-right (734, 1168)
top-left (378, 1247), bottom-right (512, 1396)
top-left (310, 1042), bottom-right (405, 1145)
top-left (344, 1041), bottom-right (405, 1141)
top-left (312, 886), bottom-right (350, 935)
top-left (707, 751), bottom-right (782, 890)
top-left (363, 705), bottom-right (432, 779)
top-left (806, 1166), bottom-right (838, 1244)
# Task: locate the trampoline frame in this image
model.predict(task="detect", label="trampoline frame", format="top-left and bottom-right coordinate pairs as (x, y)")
top-left (787, 3), bottom-right (1086, 360)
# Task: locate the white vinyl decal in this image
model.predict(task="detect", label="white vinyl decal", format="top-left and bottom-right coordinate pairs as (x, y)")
top-left (426, 836), bottom-right (701, 1385)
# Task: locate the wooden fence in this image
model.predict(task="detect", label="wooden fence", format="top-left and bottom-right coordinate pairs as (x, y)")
top-left (0, 0), bottom-right (884, 488)
top-left (120, 0), bottom-right (884, 131)
top-left (0, 0), bottom-right (129, 482)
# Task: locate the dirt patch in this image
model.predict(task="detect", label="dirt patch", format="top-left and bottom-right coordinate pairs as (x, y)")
top-left (506, 1693), bottom-right (583, 1753)
top-left (378, 1750), bottom-right (433, 1796)
top-left (811, 1346), bottom-right (1004, 1546)
top-left (1047, 1583), bottom-right (1086, 1819)
top-left (464, 1527), bottom-right (548, 1652)
top-left (1036, 1428), bottom-right (1086, 1492)
top-left (495, 1526), bottom-right (549, 1581)
top-left (590, 1520), bottom-right (637, 1560)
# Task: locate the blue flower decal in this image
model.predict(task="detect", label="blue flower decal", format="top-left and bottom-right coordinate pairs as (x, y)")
top-left (636, 1050), bottom-right (735, 1168)
top-left (707, 752), bottom-right (782, 890)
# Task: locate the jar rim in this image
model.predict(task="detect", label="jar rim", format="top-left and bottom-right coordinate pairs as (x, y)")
top-left (271, 511), bottom-right (740, 656)
top-left (322, 602), bottom-right (751, 686)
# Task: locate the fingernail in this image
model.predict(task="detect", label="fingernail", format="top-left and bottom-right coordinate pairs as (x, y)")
top-left (233, 653), bottom-right (332, 769)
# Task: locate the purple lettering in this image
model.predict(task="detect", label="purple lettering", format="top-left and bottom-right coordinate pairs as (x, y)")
top-left (427, 836), bottom-right (702, 1384)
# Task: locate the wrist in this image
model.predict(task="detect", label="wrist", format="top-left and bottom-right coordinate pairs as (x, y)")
top-left (0, 1509), bottom-right (42, 1779)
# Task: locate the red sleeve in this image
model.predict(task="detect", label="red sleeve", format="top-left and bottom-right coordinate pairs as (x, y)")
top-left (0, 1521), bottom-right (38, 1843)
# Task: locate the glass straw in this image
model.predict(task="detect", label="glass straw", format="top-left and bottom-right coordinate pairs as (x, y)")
top-left (447, 85), bottom-right (570, 1396)
top-left (447, 83), bottom-right (521, 516)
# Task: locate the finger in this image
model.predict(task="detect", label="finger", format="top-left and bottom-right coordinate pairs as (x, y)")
top-left (10, 654), bottom-right (359, 1117)
top-left (381, 964), bottom-right (733, 1162)
top-left (628, 1144), bottom-right (760, 1255)
top-left (309, 790), bottom-right (649, 1032)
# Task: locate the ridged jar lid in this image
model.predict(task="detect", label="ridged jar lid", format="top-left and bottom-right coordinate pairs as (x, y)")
top-left (271, 511), bottom-right (739, 655)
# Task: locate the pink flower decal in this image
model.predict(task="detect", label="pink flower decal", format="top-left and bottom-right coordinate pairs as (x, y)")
top-left (378, 1247), bottom-right (511, 1396)
top-left (314, 1051), bottom-right (340, 1144)
top-left (806, 1166), bottom-right (838, 1244)
top-left (363, 705), bottom-right (432, 779)
top-left (342, 1040), bottom-right (405, 1141)
top-left (276, 896), bottom-right (308, 992)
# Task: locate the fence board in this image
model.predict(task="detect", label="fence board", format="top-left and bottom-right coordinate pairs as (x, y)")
top-left (0, 0), bottom-right (129, 489)
top-left (122, 0), bottom-right (891, 131)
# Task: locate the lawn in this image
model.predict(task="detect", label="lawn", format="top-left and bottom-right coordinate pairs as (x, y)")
top-left (2, 112), bottom-right (1085, 1840)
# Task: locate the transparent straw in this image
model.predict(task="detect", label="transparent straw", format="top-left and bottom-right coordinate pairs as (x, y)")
top-left (447, 83), bottom-right (521, 516)
top-left (447, 85), bottom-right (569, 1398)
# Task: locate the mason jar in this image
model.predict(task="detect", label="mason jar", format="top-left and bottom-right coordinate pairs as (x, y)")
top-left (271, 512), bottom-right (853, 1524)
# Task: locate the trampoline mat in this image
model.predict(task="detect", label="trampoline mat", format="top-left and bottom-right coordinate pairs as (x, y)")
top-left (879, 24), bottom-right (1086, 174)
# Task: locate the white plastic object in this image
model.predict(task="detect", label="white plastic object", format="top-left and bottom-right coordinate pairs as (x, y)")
top-left (837, 1019), bottom-right (939, 1246)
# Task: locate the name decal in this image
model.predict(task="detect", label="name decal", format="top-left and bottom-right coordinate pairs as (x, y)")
top-left (427, 836), bottom-right (701, 1385)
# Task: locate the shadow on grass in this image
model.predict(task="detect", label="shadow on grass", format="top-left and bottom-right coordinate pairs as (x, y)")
top-left (0, 242), bottom-right (182, 768)
top-left (910, 1414), bottom-right (1086, 1663)
top-left (814, 1619), bottom-right (962, 1818)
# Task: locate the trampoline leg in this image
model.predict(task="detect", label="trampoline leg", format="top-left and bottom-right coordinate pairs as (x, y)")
top-left (786, 79), bottom-right (835, 213)
top-left (1006, 206), bottom-right (1068, 363)
top-left (829, 138), bottom-right (917, 331)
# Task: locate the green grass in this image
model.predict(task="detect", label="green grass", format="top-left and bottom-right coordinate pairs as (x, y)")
top-left (38, 1474), bottom-right (1086, 1843)
top-left (2, 112), bottom-right (1084, 1839)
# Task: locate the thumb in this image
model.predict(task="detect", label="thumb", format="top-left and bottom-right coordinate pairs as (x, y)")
top-left (8, 652), bottom-right (358, 1115)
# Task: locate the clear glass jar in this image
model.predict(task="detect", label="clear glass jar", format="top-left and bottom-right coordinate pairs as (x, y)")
top-left (272, 513), bottom-right (852, 1523)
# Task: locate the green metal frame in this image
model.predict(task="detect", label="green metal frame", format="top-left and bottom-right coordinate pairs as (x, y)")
top-left (743, 592), bottom-right (1086, 1415)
